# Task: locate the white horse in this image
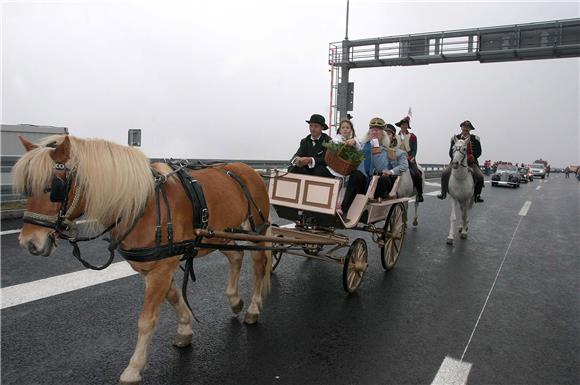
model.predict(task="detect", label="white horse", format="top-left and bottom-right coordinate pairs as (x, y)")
top-left (392, 165), bottom-right (425, 226)
top-left (446, 138), bottom-right (474, 245)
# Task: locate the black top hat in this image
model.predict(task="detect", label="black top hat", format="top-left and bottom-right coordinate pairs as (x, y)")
top-left (395, 116), bottom-right (411, 128)
top-left (385, 124), bottom-right (397, 134)
top-left (306, 114), bottom-right (329, 130)
top-left (460, 120), bottom-right (475, 130)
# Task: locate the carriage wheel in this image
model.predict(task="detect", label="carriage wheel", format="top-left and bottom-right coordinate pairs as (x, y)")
top-left (381, 203), bottom-right (407, 271)
top-left (271, 235), bottom-right (285, 272)
top-left (342, 238), bottom-right (368, 293)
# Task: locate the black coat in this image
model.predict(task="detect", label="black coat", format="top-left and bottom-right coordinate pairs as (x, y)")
top-left (448, 134), bottom-right (482, 162)
top-left (292, 133), bottom-right (331, 167)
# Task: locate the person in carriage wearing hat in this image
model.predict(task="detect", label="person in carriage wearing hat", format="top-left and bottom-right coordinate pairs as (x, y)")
top-left (289, 114), bottom-right (334, 178)
top-left (437, 120), bottom-right (485, 202)
top-left (339, 117), bottom-right (408, 216)
top-left (395, 115), bottom-right (424, 202)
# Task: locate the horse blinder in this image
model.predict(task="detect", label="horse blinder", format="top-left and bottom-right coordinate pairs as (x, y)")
top-left (48, 176), bottom-right (68, 202)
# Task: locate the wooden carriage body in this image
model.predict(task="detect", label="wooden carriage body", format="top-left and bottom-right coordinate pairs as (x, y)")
top-left (268, 170), bottom-right (408, 228)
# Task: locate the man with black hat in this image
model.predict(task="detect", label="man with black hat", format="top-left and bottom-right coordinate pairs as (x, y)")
top-left (396, 116), bottom-right (423, 202)
top-left (289, 114), bottom-right (333, 177)
top-left (437, 120), bottom-right (484, 202)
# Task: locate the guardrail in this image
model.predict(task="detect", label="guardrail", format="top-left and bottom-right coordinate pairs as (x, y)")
top-left (1, 156), bottom-right (446, 203)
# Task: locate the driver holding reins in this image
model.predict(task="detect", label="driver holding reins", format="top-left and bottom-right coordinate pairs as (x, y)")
top-left (437, 120), bottom-right (484, 203)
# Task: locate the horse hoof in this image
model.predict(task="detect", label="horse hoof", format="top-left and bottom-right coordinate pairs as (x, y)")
top-left (446, 238), bottom-right (453, 245)
top-left (232, 299), bottom-right (244, 314)
top-left (460, 233), bottom-right (468, 239)
top-left (243, 312), bottom-right (259, 325)
top-left (119, 380), bottom-right (141, 385)
top-left (412, 219), bottom-right (418, 226)
top-left (172, 333), bottom-right (193, 348)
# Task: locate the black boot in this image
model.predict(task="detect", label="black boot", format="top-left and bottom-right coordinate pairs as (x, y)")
top-left (437, 192), bottom-right (446, 200)
top-left (475, 194), bottom-right (484, 203)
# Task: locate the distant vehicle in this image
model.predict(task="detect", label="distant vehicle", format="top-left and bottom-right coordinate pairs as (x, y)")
top-left (492, 164), bottom-right (520, 188)
top-left (530, 163), bottom-right (546, 179)
top-left (518, 167), bottom-right (531, 183)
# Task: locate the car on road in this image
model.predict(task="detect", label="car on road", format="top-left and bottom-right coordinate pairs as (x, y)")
top-left (530, 163), bottom-right (546, 179)
top-left (518, 167), bottom-right (531, 183)
top-left (492, 164), bottom-right (520, 188)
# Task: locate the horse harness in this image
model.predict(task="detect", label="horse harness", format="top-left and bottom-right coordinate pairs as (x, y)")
top-left (23, 159), bottom-right (269, 313)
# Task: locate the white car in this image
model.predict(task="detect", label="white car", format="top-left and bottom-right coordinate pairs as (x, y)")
top-left (530, 163), bottom-right (546, 179)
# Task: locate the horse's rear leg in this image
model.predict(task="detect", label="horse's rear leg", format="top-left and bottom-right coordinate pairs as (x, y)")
top-left (166, 278), bottom-right (193, 348)
top-left (119, 259), bottom-right (179, 385)
top-left (412, 201), bottom-right (419, 226)
top-left (447, 198), bottom-right (456, 245)
top-left (222, 249), bottom-right (244, 314)
top-left (244, 244), bottom-right (272, 325)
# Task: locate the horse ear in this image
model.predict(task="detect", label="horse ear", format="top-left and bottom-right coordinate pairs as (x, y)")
top-left (50, 136), bottom-right (71, 164)
top-left (452, 136), bottom-right (458, 144)
top-left (19, 136), bottom-right (38, 152)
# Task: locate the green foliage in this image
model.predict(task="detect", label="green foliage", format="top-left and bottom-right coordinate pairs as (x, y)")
top-left (323, 141), bottom-right (365, 165)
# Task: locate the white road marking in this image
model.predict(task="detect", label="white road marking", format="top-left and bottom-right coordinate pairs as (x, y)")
top-left (431, 356), bottom-right (472, 385)
top-left (460, 214), bottom-right (525, 361)
top-left (536, 186), bottom-right (541, 190)
top-left (0, 261), bottom-right (138, 309)
top-left (519, 201), bottom-right (532, 216)
top-left (280, 223), bottom-right (295, 228)
top-left (0, 229), bottom-right (20, 236)
top-left (425, 190), bottom-right (441, 196)
top-left (425, 181), bottom-right (441, 187)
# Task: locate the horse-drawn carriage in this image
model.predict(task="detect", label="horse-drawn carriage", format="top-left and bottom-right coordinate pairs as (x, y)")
top-left (13, 134), bottom-right (412, 384)
top-left (267, 170), bottom-right (410, 293)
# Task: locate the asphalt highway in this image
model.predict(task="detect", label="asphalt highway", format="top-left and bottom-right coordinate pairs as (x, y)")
top-left (1, 175), bottom-right (578, 385)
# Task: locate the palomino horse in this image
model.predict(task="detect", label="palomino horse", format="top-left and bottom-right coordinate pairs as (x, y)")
top-left (392, 165), bottom-right (425, 226)
top-left (446, 137), bottom-right (474, 245)
top-left (13, 135), bottom-right (272, 385)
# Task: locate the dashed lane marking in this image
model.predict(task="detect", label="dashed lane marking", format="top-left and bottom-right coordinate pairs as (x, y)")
top-left (536, 186), bottom-right (541, 190)
top-left (0, 229), bottom-right (20, 236)
top-left (0, 261), bottom-right (138, 309)
top-left (431, 356), bottom-right (472, 385)
top-left (425, 181), bottom-right (441, 187)
top-left (519, 201), bottom-right (532, 216)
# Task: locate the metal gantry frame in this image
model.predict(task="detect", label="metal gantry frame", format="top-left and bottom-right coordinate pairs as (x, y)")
top-left (328, 18), bottom-right (580, 131)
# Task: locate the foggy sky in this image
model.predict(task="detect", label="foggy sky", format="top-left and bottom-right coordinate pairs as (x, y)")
top-left (2, 0), bottom-right (579, 167)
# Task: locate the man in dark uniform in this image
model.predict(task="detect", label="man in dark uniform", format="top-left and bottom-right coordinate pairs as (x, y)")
top-left (289, 114), bottom-right (333, 177)
top-left (437, 120), bottom-right (484, 202)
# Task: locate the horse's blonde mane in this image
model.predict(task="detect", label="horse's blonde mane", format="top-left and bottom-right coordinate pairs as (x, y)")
top-left (12, 135), bottom-right (154, 233)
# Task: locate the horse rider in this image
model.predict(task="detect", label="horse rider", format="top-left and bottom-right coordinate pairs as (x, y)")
top-left (289, 114), bottom-right (333, 178)
top-left (340, 118), bottom-right (408, 215)
top-left (396, 116), bottom-right (423, 202)
top-left (437, 120), bottom-right (485, 203)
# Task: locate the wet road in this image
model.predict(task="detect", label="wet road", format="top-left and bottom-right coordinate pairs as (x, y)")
top-left (1, 175), bottom-right (578, 385)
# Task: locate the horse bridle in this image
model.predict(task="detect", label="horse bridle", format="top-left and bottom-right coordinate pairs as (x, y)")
top-left (452, 143), bottom-right (468, 168)
top-left (22, 162), bottom-right (82, 239)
